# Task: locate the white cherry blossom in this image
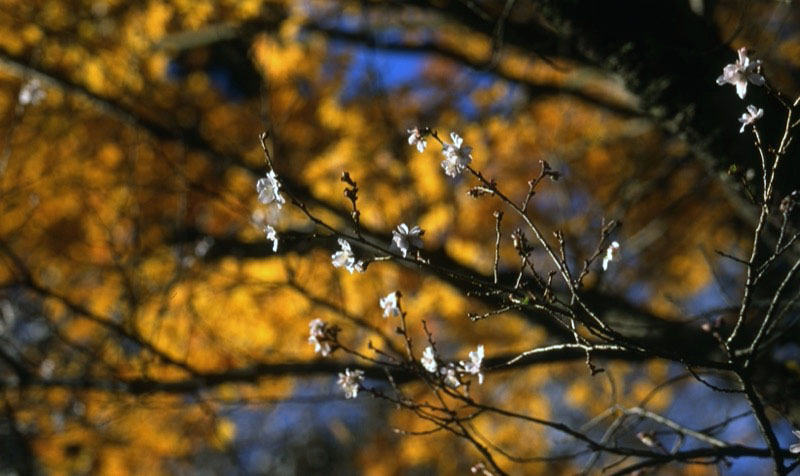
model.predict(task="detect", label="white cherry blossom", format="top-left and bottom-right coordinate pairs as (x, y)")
top-left (392, 223), bottom-right (424, 258)
top-left (602, 241), bottom-right (620, 271)
top-left (441, 132), bottom-right (472, 177)
top-left (264, 225), bottom-right (279, 252)
top-left (308, 318), bottom-right (332, 357)
top-left (738, 105), bottom-right (763, 133)
top-left (421, 346), bottom-right (438, 373)
top-left (379, 291), bottom-right (401, 318)
top-left (338, 368), bottom-right (364, 399)
top-left (331, 238), bottom-right (365, 274)
top-left (716, 47), bottom-right (764, 99)
top-left (460, 344), bottom-right (484, 384)
top-left (407, 127), bottom-right (427, 153)
top-left (256, 170), bottom-right (285, 208)
top-left (441, 365), bottom-right (461, 388)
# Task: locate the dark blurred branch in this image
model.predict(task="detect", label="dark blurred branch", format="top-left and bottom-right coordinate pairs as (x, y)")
top-left (0, 240), bottom-right (197, 376)
top-left (0, 402), bottom-right (37, 476)
top-left (0, 18), bottom-right (747, 375)
top-left (399, 0), bottom-right (798, 231)
top-left (474, 400), bottom-right (796, 471)
top-left (610, 444), bottom-right (795, 476)
top-left (0, 346), bottom-right (29, 384)
top-left (0, 26), bottom-right (752, 375)
top-left (149, 13), bottom-right (641, 117)
top-left (177, 227), bottom-right (728, 369)
top-left (301, 23), bottom-right (644, 118)
top-left (0, 345), bottom-right (697, 394)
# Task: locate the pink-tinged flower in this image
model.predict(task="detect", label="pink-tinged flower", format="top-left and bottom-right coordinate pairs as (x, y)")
top-left (338, 368), bottom-right (364, 399)
top-left (256, 170), bottom-right (285, 208)
top-left (308, 319), bottom-right (332, 357)
top-left (391, 223), bottom-right (424, 258)
top-left (441, 132), bottom-right (472, 177)
top-left (379, 291), bottom-right (401, 318)
top-left (738, 105), bottom-right (764, 133)
top-left (421, 346), bottom-right (438, 373)
top-left (602, 241), bottom-right (620, 271)
top-left (264, 225), bottom-right (279, 252)
top-left (407, 127), bottom-right (427, 153)
top-left (716, 47), bottom-right (764, 99)
top-left (459, 344), bottom-right (484, 384)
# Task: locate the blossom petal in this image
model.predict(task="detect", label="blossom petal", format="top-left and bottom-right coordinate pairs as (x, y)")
top-left (735, 82), bottom-right (747, 99)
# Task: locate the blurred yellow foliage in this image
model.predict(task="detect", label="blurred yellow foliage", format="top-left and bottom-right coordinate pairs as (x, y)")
top-left (0, 0), bottom-right (773, 474)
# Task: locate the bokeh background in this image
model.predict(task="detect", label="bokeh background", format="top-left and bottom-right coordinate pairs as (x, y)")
top-left (2, 1), bottom-right (800, 474)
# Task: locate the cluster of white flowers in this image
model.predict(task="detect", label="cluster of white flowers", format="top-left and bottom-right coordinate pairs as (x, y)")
top-left (716, 47), bottom-right (764, 99)
top-left (441, 132), bottom-right (472, 177)
top-left (738, 105), bottom-right (764, 133)
top-left (441, 365), bottom-right (461, 388)
top-left (407, 128), bottom-right (472, 177)
top-left (331, 238), bottom-right (365, 273)
top-left (338, 368), bottom-right (364, 399)
top-left (391, 223), bottom-right (424, 258)
top-left (420, 344), bottom-right (484, 386)
top-left (308, 318), bottom-right (332, 357)
top-left (379, 291), bottom-right (401, 318)
top-left (18, 78), bottom-right (45, 106)
top-left (602, 241), bottom-right (620, 271)
top-left (247, 43), bottom-right (787, 454)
